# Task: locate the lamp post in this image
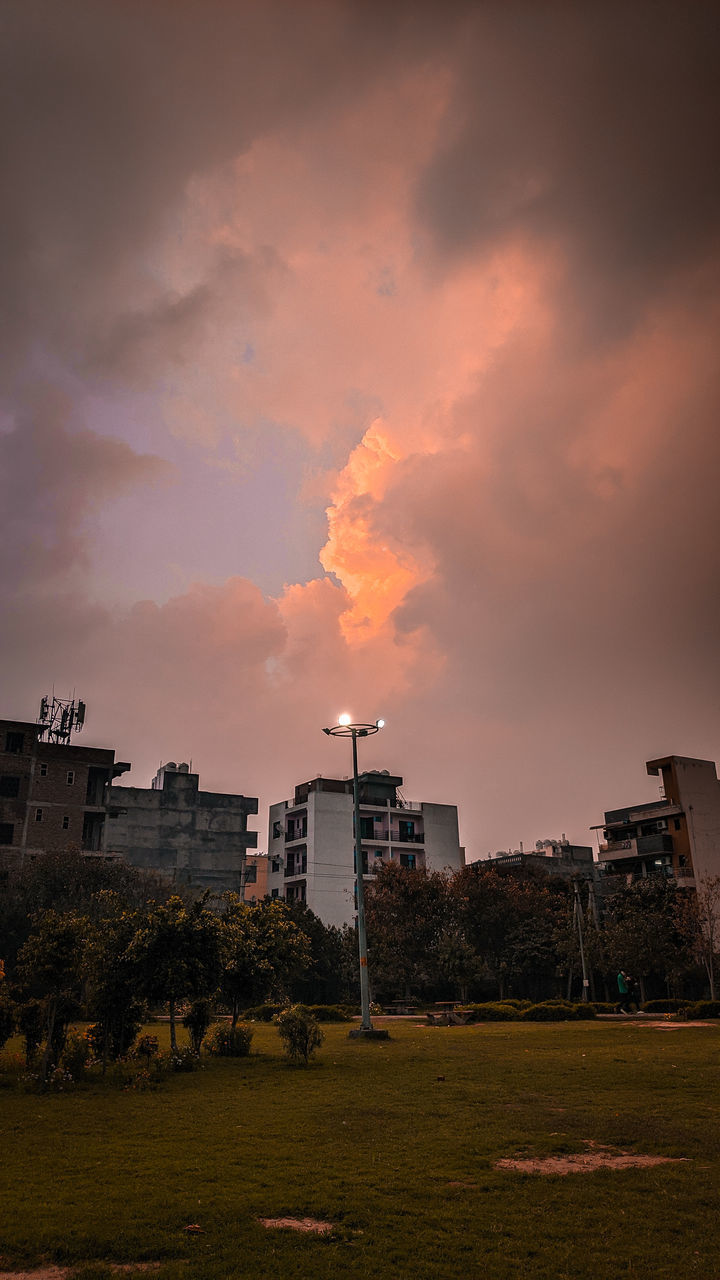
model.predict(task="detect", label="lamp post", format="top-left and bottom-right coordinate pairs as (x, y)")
top-left (323, 714), bottom-right (388, 1038)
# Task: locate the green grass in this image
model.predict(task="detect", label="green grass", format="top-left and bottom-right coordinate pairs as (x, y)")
top-left (1, 1020), bottom-right (719, 1279)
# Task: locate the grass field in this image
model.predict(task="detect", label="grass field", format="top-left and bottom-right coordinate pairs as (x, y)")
top-left (1, 1019), bottom-right (719, 1280)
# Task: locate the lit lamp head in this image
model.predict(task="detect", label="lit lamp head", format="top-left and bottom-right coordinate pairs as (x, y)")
top-left (338, 712), bottom-right (352, 726)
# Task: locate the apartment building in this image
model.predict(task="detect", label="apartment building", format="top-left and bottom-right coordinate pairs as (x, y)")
top-left (596, 754), bottom-right (720, 889)
top-left (484, 836), bottom-right (596, 880)
top-left (0, 717), bottom-right (130, 870)
top-left (267, 769), bottom-right (465, 928)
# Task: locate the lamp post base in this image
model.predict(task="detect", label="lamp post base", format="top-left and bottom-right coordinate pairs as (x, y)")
top-left (348, 1027), bottom-right (390, 1041)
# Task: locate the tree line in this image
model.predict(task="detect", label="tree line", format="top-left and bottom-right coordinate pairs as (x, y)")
top-left (1, 851), bottom-right (718, 1080)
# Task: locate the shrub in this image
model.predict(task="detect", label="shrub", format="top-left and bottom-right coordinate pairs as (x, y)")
top-left (303, 1004), bottom-right (352, 1023)
top-left (522, 1002), bottom-right (593, 1021)
top-left (589, 1002), bottom-right (616, 1014)
top-left (133, 1035), bottom-right (159, 1061)
top-left (465, 1003), bottom-right (520, 1021)
top-left (573, 1003), bottom-right (598, 1021)
top-left (167, 1047), bottom-right (200, 1073)
top-left (60, 1029), bottom-right (91, 1080)
top-left (275, 1005), bottom-right (324, 1065)
top-left (0, 993), bottom-right (14, 1052)
top-left (686, 1000), bottom-right (720, 1019)
top-left (641, 999), bottom-right (692, 1014)
top-left (204, 1022), bottom-right (254, 1057)
top-left (244, 1004), bottom-right (283, 1022)
top-left (183, 998), bottom-right (214, 1054)
top-left (16, 1000), bottom-right (44, 1066)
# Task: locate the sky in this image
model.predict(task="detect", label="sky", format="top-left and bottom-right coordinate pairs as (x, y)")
top-left (2, 0), bottom-right (720, 861)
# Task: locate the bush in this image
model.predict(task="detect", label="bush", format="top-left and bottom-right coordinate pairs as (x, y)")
top-left (60, 1029), bottom-right (91, 1080)
top-left (133, 1035), bottom-right (159, 1061)
top-left (303, 1004), bottom-right (352, 1023)
top-left (465, 1003), bottom-right (520, 1021)
top-left (686, 1000), bottom-right (720, 1019)
top-left (16, 1000), bottom-right (44, 1066)
top-left (641, 999), bottom-right (692, 1014)
top-left (244, 1004), bottom-right (283, 1022)
top-left (183, 998), bottom-right (214, 1054)
top-left (522, 1002), bottom-right (595, 1021)
top-left (589, 1002), bottom-right (616, 1014)
top-left (275, 1005), bottom-right (324, 1065)
top-left (573, 1003), bottom-right (598, 1020)
top-left (0, 994), bottom-right (14, 1052)
top-left (167, 1047), bottom-right (200, 1073)
top-left (204, 1022), bottom-right (254, 1057)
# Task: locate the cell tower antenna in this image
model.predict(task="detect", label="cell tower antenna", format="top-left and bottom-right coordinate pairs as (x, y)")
top-left (37, 694), bottom-right (86, 745)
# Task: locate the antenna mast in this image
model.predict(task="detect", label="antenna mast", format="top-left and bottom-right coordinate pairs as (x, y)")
top-left (37, 695), bottom-right (86, 745)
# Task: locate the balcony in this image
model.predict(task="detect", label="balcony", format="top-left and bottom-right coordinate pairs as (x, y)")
top-left (285, 828), bottom-right (307, 843)
top-left (392, 831), bottom-right (425, 844)
top-left (600, 833), bottom-right (674, 859)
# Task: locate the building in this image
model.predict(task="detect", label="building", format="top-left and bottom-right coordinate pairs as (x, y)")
top-left (267, 769), bottom-right (465, 928)
top-left (107, 762), bottom-right (258, 896)
top-left (483, 836), bottom-right (596, 880)
top-left (240, 852), bottom-right (269, 904)
top-left (595, 755), bottom-right (720, 890)
top-left (0, 716), bottom-right (130, 871)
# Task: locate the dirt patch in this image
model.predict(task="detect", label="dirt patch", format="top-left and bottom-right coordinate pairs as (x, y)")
top-left (259, 1217), bottom-right (334, 1234)
top-left (496, 1144), bottom-right (686, 1175)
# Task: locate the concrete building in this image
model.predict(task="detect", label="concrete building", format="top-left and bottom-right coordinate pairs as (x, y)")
top-left (483, 836), bottom-right (596, 880)
top-left (595, 755), bottom-right (720, 890)
top-left (0, 717), bottom-right (130, 872)
top-left (267, 769), bottom-right (465, 928)
top-left (107, 762), bottom-right (258, 895)
top-left (241, 852), bottom-right (269, 904)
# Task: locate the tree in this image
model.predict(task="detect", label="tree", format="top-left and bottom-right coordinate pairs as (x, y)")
top-left (0, 848), bottom-right (178, 977)
top-left (83, 892), bottom-right (146, 1069)
top-left (129, 894), bottom-right (221, 1050)
top-left (219, 895), bottom-right (311, 1026)
top-left (284, 901), bottom-right (349, 1005)
top-left (678, 876), bottom-right (720, 1000)
top-left (15, 909), bottom-right (88, 1080)
top-left (364, 864), bottom-right (451, 998)
top-left (603, 876), bottom-right (691, 1002)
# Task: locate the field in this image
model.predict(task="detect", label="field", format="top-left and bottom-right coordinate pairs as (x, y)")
top-left (1, 1018), bottom-right (719, 1280)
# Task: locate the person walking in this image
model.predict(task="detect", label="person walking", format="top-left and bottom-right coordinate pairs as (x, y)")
top-left (615, 970), bottom-right (632, 1014)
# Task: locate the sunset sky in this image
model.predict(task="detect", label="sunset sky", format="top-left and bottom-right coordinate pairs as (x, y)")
top-left (2, 0), bottom-right (720, 860)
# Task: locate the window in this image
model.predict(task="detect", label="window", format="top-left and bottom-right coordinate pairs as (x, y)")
top-left (0, 823), bottom-right (14, 845)
top-left (66, 770), bottom-right (75, 785)
top-left (35, 808), bottom-right (43, 822)
top-left (62, 815), bottom-right (70, 830)
top-left (272, 820), bottom-right (282, 839)
top-left (0, 776), bottom-right (20, 798)
top-left (4, 732), bottom-right (23, 754)
top-left (400, 852), bottom-right (416, 869)
top-left (674, 818), bottom-right (682, 831)
top-left (271, 887), bottom-right (279, 898)
top-left (40, 763), bottom-right (48, 778)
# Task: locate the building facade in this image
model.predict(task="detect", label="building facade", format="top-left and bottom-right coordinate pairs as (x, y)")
top-left (107, 762), bottom-right (258, 895)
top-left (0, 717), bottom-right (130, 872)
top-left (267, 769), bottom-right (465, 928)
top-left (596, 755), bottom-right (720, 890)
top-left (483, 836), bottom-right (596, 880)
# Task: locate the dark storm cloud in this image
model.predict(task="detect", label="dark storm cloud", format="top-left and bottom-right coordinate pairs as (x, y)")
top-left (416, 1), bottom-right (720, 334)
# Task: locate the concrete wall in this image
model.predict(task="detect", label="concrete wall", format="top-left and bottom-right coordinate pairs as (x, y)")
top-left (108, 769), bottom-right (258, 895)
top-left (421, 802), bottom-right (465, 874)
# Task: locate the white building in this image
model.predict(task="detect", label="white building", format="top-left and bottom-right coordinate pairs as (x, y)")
top-left (267, 770), bottom-right (465, 928)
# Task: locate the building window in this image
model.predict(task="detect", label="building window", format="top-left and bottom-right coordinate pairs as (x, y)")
top-left (35, 808), bottom-right (43, 822)
top-left (66, 770), bottom-right (75, 785)
top-left (272, 820), bottom-right (282, 839)
top-left (40, 763), bottom-right (48, 777)
top-left (62, 815), bottom-right (70, 830)
top-left (400, 852), bottom-right (416, 869)
top-left (0, 823), bottom-right (14, 845)
top-left (0, 776), bottom-right (20, 798)
top-left (4, 732), bottom-right (23, 754)
top-left (271, 887), bottom-right (279, 898)
top-left (674, 818), bottom-right (682, 831)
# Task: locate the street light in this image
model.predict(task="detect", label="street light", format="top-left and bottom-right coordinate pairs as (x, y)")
top-left (323, 715), bottom-right (388, 1038)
